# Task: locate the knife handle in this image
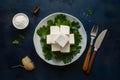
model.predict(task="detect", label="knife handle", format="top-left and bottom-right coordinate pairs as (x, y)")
top-left (86, 51), bottom-right (97, 74)
top-left (82, 45), bottom-right (92, 71)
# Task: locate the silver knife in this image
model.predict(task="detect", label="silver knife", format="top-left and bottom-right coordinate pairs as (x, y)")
top-left (86, 29), bottom-right (108, 74)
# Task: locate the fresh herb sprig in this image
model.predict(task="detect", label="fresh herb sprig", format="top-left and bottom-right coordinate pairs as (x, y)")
top-left (37, 14), bottom-right (82, 63)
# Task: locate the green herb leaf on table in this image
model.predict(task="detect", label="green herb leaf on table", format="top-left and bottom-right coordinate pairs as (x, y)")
top-left (12, 40), bottom-right (19, 45)
top-left (88, 9), bottom-right (94, 15)
top-left (37, 14), bottom-right (82, 64)
top-left (18, 34), bottom-right (24, 39)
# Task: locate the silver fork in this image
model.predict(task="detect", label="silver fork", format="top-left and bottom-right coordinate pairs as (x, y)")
top-left (82, 25), bottom-right (98, 71)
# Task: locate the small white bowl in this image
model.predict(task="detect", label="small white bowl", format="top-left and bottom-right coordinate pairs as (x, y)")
top-left (12, 13), bottom-right (29, 30)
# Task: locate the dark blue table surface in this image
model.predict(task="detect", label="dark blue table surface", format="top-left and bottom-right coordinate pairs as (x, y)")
top-left (0, 0), bottom-right (120, 80)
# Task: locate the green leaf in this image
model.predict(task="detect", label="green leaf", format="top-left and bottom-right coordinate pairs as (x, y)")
top-left (18, 34), bottom-right (24, 39)
top-left (47, 20), bottom-right (54, 27)
top-left (54, 14), bottom-right (67, 26)
top-left (88, 9), bottom-right (94, 15)
top-left (12, 40), bottom-right (19, 45)
top-left (37, 25), bottom-right (50, 39)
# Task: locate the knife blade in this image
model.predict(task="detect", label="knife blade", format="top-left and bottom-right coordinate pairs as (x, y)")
top-left (94, 29), bottom-right (107, 51)
top-left (86, 29), bottom-right (107, 74)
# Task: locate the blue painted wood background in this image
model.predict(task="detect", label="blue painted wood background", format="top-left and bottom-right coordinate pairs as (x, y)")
top-left (0, 0), bottom-right (120, 80)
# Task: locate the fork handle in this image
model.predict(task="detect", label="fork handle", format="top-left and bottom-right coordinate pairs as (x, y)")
top-left (86, 51), bottom-right (97, 74)
top-left (82, 45), bottom-right (92, 71)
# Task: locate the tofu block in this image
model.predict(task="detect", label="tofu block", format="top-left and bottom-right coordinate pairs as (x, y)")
top-left (50, 34), bottom-right (59, 44)
top-left (60, 25), bottom-right (70, 34)
top-left (69, 34), bottom-right (75, 44)
top-left (52, 44), bottom-right (61, 51)
top-left (50, 26), bottom-right (59, 34)
top-left (61, 43), bottom-right (70, 53)
top-left (55, 34), bottom-right (69, 48)
top-left (46, 35), bottom-right (51, 44)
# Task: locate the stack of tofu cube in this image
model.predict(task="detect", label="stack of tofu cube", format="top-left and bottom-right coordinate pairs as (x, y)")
top-left (47, 25), bottom-right (75, 53)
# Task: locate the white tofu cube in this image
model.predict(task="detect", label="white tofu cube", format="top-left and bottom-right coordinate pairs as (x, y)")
top-left (55, 34), bottom-right (69, 48)
top-left (60, 25), bottom-right (70, 34)
top-left (69, 34), bottom-right (75, 44)
top-left (46, 35), bottom-right (51, 44)
top-left (49, 34), bottom-right (59, 44)
top-left (52, 44), bottom-right (61, 51)
top-left (61, 43), bottom-right (70, 53)
top-left (50, 26), bottom-right (59, 34)
top-left (46, 34), bottom-right (59, 44)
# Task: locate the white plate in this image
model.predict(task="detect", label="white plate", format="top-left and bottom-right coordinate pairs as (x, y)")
top-left (33, 12), bottom-right (87, 66)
